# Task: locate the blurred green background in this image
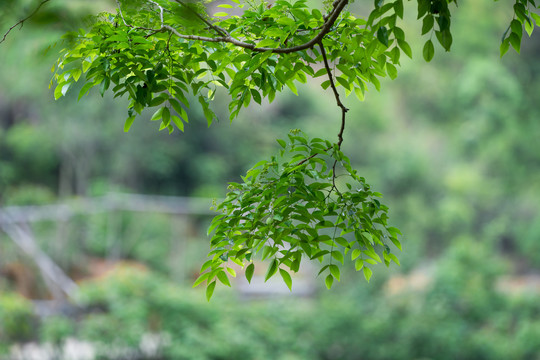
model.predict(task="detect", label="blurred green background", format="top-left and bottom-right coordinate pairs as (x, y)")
top-left (1, 0), bottom-right (540, 359)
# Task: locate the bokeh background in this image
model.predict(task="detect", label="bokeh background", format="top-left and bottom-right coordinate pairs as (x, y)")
top-left (1, 0), bottom-right (540, 359)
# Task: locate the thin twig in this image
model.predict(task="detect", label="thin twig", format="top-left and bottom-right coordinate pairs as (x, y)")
top-left (318, 41), bottom-right (348, 149)
top-left (1, 0), bottom-right (51, 44)
top-left (148, 0), bottom-right (164, 26)
top-left (295, 145), bottom-right (333, 167)
top-left (173, 0), bottom-right (230, 37)
top-left (115, 0), bottom-right (130, 26)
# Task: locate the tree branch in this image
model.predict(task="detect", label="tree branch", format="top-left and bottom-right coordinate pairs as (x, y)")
top-left (119, 0), bottom-right (349, 54)
top-left (0, 0), bottom-right (51, 44)
top-left (319, 41), bottom-right (348, 149)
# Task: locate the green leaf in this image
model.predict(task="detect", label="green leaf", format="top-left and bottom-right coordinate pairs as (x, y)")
top-left (336, 76), bottom-right (351, 90)
top-left (162, 107), bottom-right (171, 125)
top-left (124, 116), bottom-right (135, 132)
top-left (377, 26), bottom-right (389, 47)
top-left (264, 258), bottom-right (278, 282)
top-left (500, 37), bottom-right (510, 57)
top-left (277, 139), bottom-right (287, 148)
top-left (54, 83), bottom-right (70, 100)
top-left (355, 258), bottom-right (364, 271)
top-left (329, 264), bottom-right (340, 281)
top-left (206, 281), bottom-right (216, 301)
top-left (422, 15), bottom-right (434, 35)
top-left (200, 259), bottom-right (213, 272)
top-left (386, 63), bottom-right (398, 79)
top-left (172, 115), bottom-right (184, 132)
top-left (364, 248), bottom-right (382, 262)
top-left (245, 263), bottom-right (255, 283)
top-left (78, 82), bottom-right (94, 101)
top-left (435, 30), bottom-right (453, 51)
top-left (524, 18), bottom-right (534, 36)
top-left (334, 237), bottom-right (350, 248)
top-left (397, 39), bottom-right (412, 58)
top-left (387, 226), bottom-right (402, 236)
top-left (286, 80), bottom-right (298, 95)
top-left (390, 237), bottom-right (402, 251)
top-left (423, 40), bottom-right (435, 62)
top-left (394, 0), bottom-right (404, 18)
top-left (217, 270), bottom-right (231, 287)
top-left (509, 32), bottom-right (521, 53)
top-left (100, 77), bottom-right (110, 97)
top-left (389, 253), bottom-right (401, 266)
top-left (279, 269), bottom-right (293, 291)
top-left (325, 274), bottom-right (333, 289)
top-left (531, 12), bottom-right (540, 25)
top-left (511, 19), bottom-right (523, 38)
top-left (151, 107), bottom-right (164, 121)
top-left (193, 272), bottom-right (209, 288)
top-left (354, 87), bottom-right (365, 101)
top-left (251, 89), bottom-right (262, 104)
top-left (150, 95), bottom-right (168, 107)
top-left (226, 267), bottom-right (236, 277)
top-left (331, 251), bottom-right (344, 264)
top-left (363, 267), bottom-right (373, 282)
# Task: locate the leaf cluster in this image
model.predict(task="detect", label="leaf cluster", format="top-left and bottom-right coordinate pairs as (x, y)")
top-left (500, 0), bottom-right (539, 56)
top-left (195, 131), bottom-right (401, 299)
top-left (50, 0), bottom-right (413, 130)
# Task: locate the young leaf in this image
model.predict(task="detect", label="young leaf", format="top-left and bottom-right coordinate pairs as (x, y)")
top-left (193, 272), bottom-right (209, 288)
top-left (397, 39), bottom-right (412, 58)
top-left (206, 281), bottom-right (216, 301)
top-left (151, 107), bottom-right (164, 121)
top-left (500, 38), bottom-right (511, 57)
top-left (217, 270), bottom-right (231, 287)
top-left (355, 258), bottom-right (364, 271)
top-left (172, 115), bottom-right (184, 132)
top-left (226, 267), bottom-right (237, 277)
top-left (389, 253), bottom-right (401, 265)
top-left (200, 259), bottom-right (213, 272)
top-left (245, 263), bottom-right (255, 283)
top-left (162, 106), bottom-right (171, 125)
top-left (390, 237), bottom-right (402, 251)
top-left (124, 116), bottom-right (135, 132)
top-left (386, 63), bottom-right (398, 79)
top-left (325, 274), bottom-right (334, 289)
top-left (329, 264), bottom-right (340, 281)
top-left (279, 268), bottom-right (293, 290)
top-left (331, 250), bottom-right (344, 264)
top-left (363, 267), bottom-right (373, 282)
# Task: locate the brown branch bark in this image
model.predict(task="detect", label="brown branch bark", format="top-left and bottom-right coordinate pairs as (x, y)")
top-left (318, 41), bottom-right (348, 149)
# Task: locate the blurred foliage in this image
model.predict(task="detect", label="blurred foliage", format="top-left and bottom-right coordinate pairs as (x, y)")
top-left (0, 292), bottom-right (34, 349)
top-left (0, 252), bottom-right (530, 360)
top-left (2, 184), bottom-right (56, 206)
top-left (39, 316), bottom-right (75, 345)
